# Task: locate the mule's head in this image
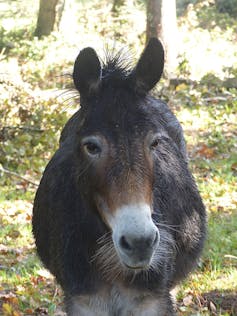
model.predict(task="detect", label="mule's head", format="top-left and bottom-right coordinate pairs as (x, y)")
top-left (72, 39), bottom-right (177, 271)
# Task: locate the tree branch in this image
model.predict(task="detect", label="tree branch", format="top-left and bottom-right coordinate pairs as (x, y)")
top-left (1, 126), bottom-right (44, 133)
top-left (0, 166), bottom-right (39, 187)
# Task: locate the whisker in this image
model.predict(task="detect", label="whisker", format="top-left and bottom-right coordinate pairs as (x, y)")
top-left (61, 95), bottom-right (79, 108)
top-left (111, 267), bottom-right (122, 283)
top-left (129, 270), bottom-right (137, 284)
top-left (96, 232), bottom-right (112, 244)
top-left (56, 89), bottom-right (77, 99)
top-left (92, 224), bottom-right (179, 284)
top-left (153, 220), bottom-right (182, 234)
top-left (76, 162), bottom-right (93, 179)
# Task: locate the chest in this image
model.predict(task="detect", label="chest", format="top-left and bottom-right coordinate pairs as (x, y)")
top-left (68, 285), bottom-right (167, 316)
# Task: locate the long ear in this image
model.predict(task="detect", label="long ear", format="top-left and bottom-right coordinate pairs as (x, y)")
top-left (73, 47), bottom-right (101, 96)
top-left (132, 38), bottom-right (164, 93)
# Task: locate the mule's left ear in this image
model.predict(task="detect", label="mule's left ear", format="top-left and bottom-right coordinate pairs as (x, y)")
top-left (132, 38), bottom-right (164, 93)
top-left (73, 47), bottom-right (101, 97)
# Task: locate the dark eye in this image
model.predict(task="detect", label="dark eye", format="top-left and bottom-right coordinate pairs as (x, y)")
top-left (84, 142), bottom-right (101, 156)
top-left (150, 138), bottom-right (160, 150)
top-left (81, 135), bottom-right (104, 158)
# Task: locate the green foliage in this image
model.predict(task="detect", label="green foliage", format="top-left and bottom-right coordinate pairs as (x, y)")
top-left (176, 0), bottom-right (197, 16)
top-left (194, 1), bottom-right (237, 30)
top-left (216, 0), bottom-right (237, 17)
top-left (207, 213), bottom-right (237, 270)
top-left (177, 54), bottom-right (191, 78)
top-left (0, 26), bottom-right (32, 54)
top-left (167, 84), bottom-right (237, 315)
top-left (178, 1), bottom-right (237, 80)
top-left (0, 80), bottom-right (69, 186)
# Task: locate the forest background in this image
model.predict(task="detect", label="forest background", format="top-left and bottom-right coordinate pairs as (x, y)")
top-left (0, 0), bottom-right (236, 315)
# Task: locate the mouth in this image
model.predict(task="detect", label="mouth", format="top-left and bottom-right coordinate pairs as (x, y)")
top-left (123, 263), bottom-right (147, 270)
top-left (119, 256), bottom-right (151, 271)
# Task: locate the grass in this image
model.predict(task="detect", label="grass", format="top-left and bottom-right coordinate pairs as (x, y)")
top-left (0, 0), bottom-right (237, 315)
top-left (161, 84), bottom-right (237, 315)
top-left (1, 94), bottom-right (236, 315)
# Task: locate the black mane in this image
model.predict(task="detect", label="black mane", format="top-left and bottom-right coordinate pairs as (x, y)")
top-left (101, 49), bottom-right (133, 87)
top-left (97, 50), bottom-right (137, 88)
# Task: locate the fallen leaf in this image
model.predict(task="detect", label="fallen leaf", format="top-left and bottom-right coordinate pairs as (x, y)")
top-left (209, 300), bottom-right (217, 314)
top-left (175, 83), bottom-right (188, 91)
top-left (0, 245), bottom-right (8, 254)
top-left (34, 307), bottom-right (48, 315)
top-left (8, 230), bottom-right (20, 239)
top-left (4, 296), bottom-right (19, 306)
top-left (24, 308), bottom-right (34, 315)
top-left (231, 162), bottom-right (237, 172)
top-left (2, 303), bottom-right (13, 315)
top-left (26, 214), bottom-right (32, 221)
top-left (37, 268), bottom-right (53, 279)
top-left (30, 275), bottom-right (45, 285)
top-left (183, 294), bottom-right (193, 306)
top-left (197, 144), bottom-right (215, 158)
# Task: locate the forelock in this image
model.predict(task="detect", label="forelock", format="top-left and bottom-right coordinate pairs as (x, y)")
top-left (101, 49), bottom-right (133, 88)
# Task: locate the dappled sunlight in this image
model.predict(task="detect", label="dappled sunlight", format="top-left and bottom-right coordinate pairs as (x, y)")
top-left (178, 26), bottom-right (237, 80)
top-left (185, 269), bottom-right (237, 295)
top-left (0, 0), bottom-right (37, 31)
top-left (177, 271), bottom-right (237, 315)
top-left (59, 0), bottom-right (146, 53)
top-left (0, 200), bottom-right (32, 225)
top-left (178, 2), bottom-right (237, 79)
top-left (177, 107), bottom-right (212, 133)
top-left (200, 180), bottom-right (237, 212)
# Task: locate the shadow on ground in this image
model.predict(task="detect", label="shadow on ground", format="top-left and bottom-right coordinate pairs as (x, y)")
top-left (202, 289), bottom-right (237, 315)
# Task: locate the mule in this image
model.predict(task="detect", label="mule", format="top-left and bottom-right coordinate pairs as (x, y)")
top-left (32, 38), bottom-right (206, 316)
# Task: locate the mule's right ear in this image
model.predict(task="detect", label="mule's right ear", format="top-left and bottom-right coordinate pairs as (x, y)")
top-left (73, 47), bottom-right (101, 96)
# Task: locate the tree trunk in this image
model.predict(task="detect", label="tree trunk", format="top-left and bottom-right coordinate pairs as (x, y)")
top-left (35, 0), bottom-right (62, 38)
top-left (146, 0), bottom-right (161, 40)
top-left (55, 0), bottom-right (65, 31)
top-left (146, 0), bottom-right (177, 78)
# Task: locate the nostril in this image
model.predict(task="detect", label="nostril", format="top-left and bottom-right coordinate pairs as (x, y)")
top-left (146, 231), bottom-right (159, 248)
top-left (120, 236), bottom-right (132, 251)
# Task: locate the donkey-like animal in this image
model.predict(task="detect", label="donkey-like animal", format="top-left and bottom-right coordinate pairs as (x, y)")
top-left (32, 38), bottom-right (206, 316)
